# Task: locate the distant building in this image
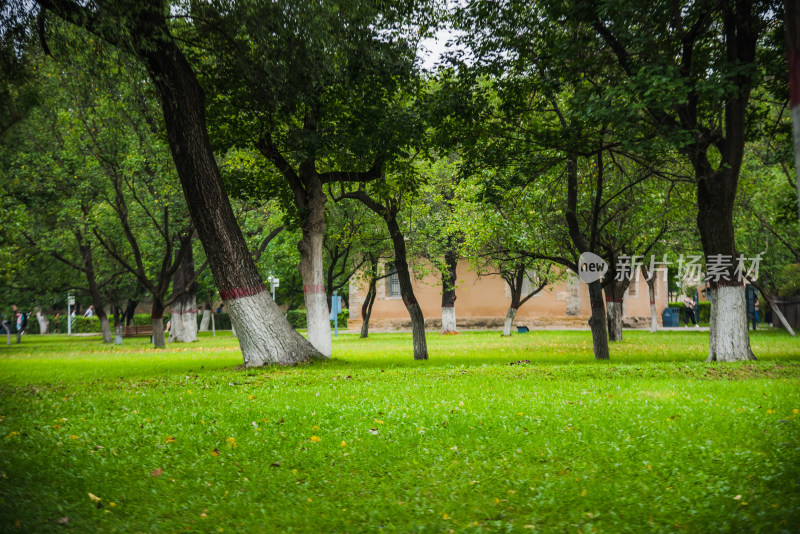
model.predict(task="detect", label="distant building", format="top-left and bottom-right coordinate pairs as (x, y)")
top-left (349, 260), bottom-right (669, 330)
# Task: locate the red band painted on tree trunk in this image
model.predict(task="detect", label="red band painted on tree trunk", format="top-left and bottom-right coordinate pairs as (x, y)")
top-left (604, 297), bottom-right (623, 303)
top-left (790, 49), bottom-right (800, 107)
top-left (219, 284), bottom-right (266, 301)
top-left (303, 284), bottom-right (325, 294)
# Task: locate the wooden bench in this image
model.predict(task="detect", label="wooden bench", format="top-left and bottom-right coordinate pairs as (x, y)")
top-left (121, 325), bottom-right (154, 338)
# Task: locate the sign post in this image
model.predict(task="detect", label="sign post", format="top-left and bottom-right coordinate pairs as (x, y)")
top-left (330, 291), bottom-right (341, 337)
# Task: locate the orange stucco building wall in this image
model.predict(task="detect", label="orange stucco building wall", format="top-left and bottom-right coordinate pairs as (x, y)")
top-left (348, 260), bottom-right (669, 330)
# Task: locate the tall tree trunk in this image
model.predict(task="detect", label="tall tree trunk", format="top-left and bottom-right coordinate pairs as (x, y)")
top-left (387, 216), bottom-right (428, 360)
top-left (170, 246), bottom-right (198, 343)
top-left (697, 175), bottom-right (755, 361)
top-left (440, 248), bottom-right (458, 334)
top-left (35, 311), bottom-right (49, 335)
top-left (690, 6), bottom-right (756, 362)
top-left (77, 231), bottom-right (113, 343)
top-left (298, 178), bottom-right (332, 357)
top-left (704, 284), bottom-right (754, 362)
top-left (787, 0), bottom-right (800, 227)
top-left (130, 10), bottom-right (319, 364)
top-left (563, 156), bottom-right (609, 360)
top-left (151, 300), bottom-right (166, 348)
top-left (503, 306), bottom-right (517, 337)
top-left (603, 279), bottom-right (630, 342)
top-left (99, 316), bottom-right (112, 343)
top-left (199, 303), bottom-right (211, 331)
top-left (360, 273), bottom-right (378, 339)
top-left (123, 299), bottom-right (138, 326)
top-left (35, 3), bottom-right (323, 364)
top-left (642, 266), bottom-right (658, 333)
top-left (587, 281), bottom-right (610, 360)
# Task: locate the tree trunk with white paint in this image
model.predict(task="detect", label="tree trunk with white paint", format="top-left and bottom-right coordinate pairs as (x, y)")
top-left (99, 315), bottom-right (112, 343)
top-left (441, 306), bottom-right (457, 334)
top-left (503, 306), bottom-right (517, 337)
top-left (199, 307), bottom-right (211, 331)
top-left (298, 182), bottom-right (332, 357)
top-left (388, 218), bottom-right (428, 360)
top-left (169, 246), bottom-right (198, 343)
top-left (440, 247), bottom-right (459, 334)
top-left (226, 291), bottom-right (323, 365)
top-left (606, 301), bottom-right (623, 342)
top-left (124, 7), bottom-right (320, 364)
top-left (76, 231), bottom-right (113, 343)
top-left (706, 284), bottom-right (756, 362)
top-left (642, 266), bottom-right (658, 332)
top-left (36, 311), bottom-right (49, 335)
top-left (587, 280), bottom-right (610, 360)
top-left (603, 279), bottom-right (630, 342)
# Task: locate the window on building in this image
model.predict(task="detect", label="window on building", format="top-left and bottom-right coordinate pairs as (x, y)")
top-left (386, 263), bottom-right (401, 298)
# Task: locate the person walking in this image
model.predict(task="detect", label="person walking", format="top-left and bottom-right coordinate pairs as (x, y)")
top-left (84, 305), bottom-right (94, 317)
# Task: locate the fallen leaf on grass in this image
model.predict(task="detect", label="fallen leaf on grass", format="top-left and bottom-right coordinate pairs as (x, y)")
top-left (270, 461), bottom-right (280, 468)
top-left (164, 436), bottom-right (177, 444)
top-left (56, 517), bottom-right (69, 525)
top-left (151, 468), bottom-right (163, 477)
top-left (88, 493), bottom-right (101, 503)
top-left (368, 428), bottom-right (379, 435)
top-left (209, 449), bottom-right (220, 457)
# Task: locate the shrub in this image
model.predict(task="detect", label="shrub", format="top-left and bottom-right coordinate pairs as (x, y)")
top-left (25, 313), bottom-right (173, 334)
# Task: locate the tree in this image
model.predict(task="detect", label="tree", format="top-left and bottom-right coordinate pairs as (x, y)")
top-left (340, 176), bottom-right (430, 360)
top-left (544, 0), bottom-right (781, 360)
top-left (35, 0), bottom-right (322, 365)
top-left (786, 0), bottom-right (800, 228)
top-left (458, 176), bottom-right (555, 336)
top-left (191, 0), bottom-right (429, 357)
top-left (412, 156), bottom-right (465, 334)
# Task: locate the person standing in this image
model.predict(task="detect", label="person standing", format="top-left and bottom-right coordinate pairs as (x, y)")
top-left (683, 295), bottom-right (699, 327)
top-left (84, 305), bottom-right (94, 317)
top-left (752, 299), bottom-right (761, 330)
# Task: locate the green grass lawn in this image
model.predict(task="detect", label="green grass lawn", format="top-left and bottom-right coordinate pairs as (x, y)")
top-left (1, 330), bottom-right (799, 532)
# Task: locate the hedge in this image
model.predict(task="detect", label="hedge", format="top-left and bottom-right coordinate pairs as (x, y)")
top-left (24, 310), bottom-right (343, 334)
top-left (668, 302), bottom-right (711, 324)
top-left (26, 313), bottom-right (172, 334)
top-left (287, 309), bottom-right (349, 329)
